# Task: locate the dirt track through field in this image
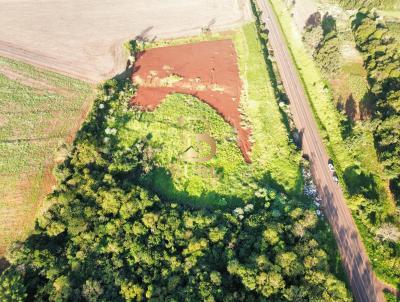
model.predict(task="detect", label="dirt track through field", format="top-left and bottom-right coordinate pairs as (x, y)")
top-left (131, 40), bottom-right (251, 162)
top-left (0, 0), bottom-right (252, 82)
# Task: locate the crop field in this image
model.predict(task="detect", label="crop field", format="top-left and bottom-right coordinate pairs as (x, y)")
top-left (0, 0), bottom-right (251, 82)
top-left (122, 23), bottom-right (302, 207)
top-left (0, 57), bottom-right (94, 255)
top-left (270, 0), bottom-right (399, 285)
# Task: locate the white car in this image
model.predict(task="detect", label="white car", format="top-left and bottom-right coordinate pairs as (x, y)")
top-left (332, 174), bottom-right (339, 183)
top-left (328, 163), bottom-right (335, 172)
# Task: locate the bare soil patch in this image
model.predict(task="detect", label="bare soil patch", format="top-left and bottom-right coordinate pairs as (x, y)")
top-left (287, 0), bottom-right (318, 32)
top-left (131, 39), bottom-right (251, 162)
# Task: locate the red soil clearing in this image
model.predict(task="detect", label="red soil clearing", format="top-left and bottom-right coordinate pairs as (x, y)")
top-left (130, 39), bottom-right (251, 162)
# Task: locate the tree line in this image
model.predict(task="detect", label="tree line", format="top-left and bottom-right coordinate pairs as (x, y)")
top-left (352, 9), bottom-right (400, 201)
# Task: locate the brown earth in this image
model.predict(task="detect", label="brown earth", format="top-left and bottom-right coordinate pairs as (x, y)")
top-left (0, 0), bottom-right (252, 82)
top-left (130, 39), bottom-right (251, 162)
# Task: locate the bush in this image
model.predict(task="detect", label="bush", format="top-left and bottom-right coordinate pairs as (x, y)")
top-left (0, 79), bottom-right (351, 301)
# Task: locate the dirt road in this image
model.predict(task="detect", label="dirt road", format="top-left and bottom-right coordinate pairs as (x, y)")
top-left (256, 0), bottom-right (384, 301)
top-left (0, 0), bottom-right (251, 83)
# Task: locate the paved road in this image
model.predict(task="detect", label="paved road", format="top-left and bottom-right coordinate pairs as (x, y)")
top-left (255, 1), bottom-right (385, 301)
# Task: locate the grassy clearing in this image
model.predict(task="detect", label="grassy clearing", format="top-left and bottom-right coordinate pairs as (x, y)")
top-left (233, 23), bottom-right (302, 194)
top-left (268, 0), bottom-right (399, 285)
top-left (120, 22), bottom-right (302, 207)
top-left (387, 21), bottom-right (400, 41)
top-left (339, 62), bottom-right (369, 103)
top-left (121, 93), bottom-right (250, 207)
top-left (144, 31), bottom-right (233, 49)
top-left (0, 57), bottom-right (94, 255)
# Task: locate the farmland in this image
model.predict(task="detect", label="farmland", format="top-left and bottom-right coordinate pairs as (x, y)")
top-left (1, 0), bottom-right (398, 298)
top-left (0, 0), bottom-right (252, 82)
top-left (0, 57), bottom-right (94, 256)
top-left (0, 21), bottom-right (352, 301)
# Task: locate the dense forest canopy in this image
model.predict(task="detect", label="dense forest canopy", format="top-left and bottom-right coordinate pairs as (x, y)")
top-left (352, 9), bottom-right (400, 200)
top-left (0, 77), bottom-right (351, 301)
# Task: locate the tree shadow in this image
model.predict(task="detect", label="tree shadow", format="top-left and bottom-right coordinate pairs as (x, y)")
top-left (340, 113), bottom-right (354, 139)
top-left (359, 90), bottom-right (376, 120)
top-left (305, 12), bottom-right (322, 31)
top-left (343, 164), bottom-right (379, 200)
top-left (140, 166), bottom-right (289, 209)
top-left (0, 257), bottom-right (10, 273)
top-left (336, 95), bottom-right (344, 112)
top-left (345, 94), bottom-right (357, 121)
top-left (389, 177), bottom-right (400, 205)
top-left (140, 167), bottom-right (242, 209)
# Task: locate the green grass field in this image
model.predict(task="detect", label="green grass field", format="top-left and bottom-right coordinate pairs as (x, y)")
top-left (0, 57), bottom-right (94, 254)
top-left (268, 0), bottom-right (399, 286)
top-left (118, 23), bottom-right (302, 207)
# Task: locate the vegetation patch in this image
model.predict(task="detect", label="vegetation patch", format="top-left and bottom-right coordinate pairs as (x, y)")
top-left (352, 9), bottom-right (400, 201)
top-left (233, 23), bottom-right (302, 194)
top-left (269, 0), bottom-right (399, 286)
top-left (0, 71), bottom-right (351, 301)
top-left (303, 12), bottom-right (341, 76)
top-left (131, 39), bottom-right (251, 163)
top-left (0, 57), bottom-right (94, 256)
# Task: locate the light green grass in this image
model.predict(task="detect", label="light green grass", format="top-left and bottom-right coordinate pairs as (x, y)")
top-left (118, 22), bottom-right (301, 207)
top-left (0, 57), bottom-right (93, 254)
top-left (340, 62), bottom-right (369, 102)
top-left (387, 21), bottom-right (400, 41)
top-left (120, 93), bottom-right (251, 207)
top-left (233, 23), bottom-right (301, 193)
top-left (268, 0), bottom-right (398, 285)
top-left (0, 56), bottom-right (90, 92)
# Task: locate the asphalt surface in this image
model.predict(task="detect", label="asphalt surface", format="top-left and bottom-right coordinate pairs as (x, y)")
top-left (256, 1), bottom-right (385, 301)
